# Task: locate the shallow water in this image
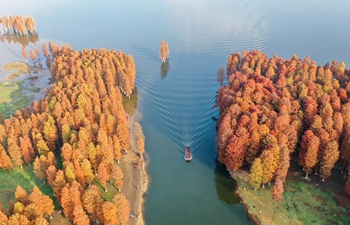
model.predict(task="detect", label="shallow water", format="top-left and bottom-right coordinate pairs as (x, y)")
top-left (1, 0), bottom-right (350, 224)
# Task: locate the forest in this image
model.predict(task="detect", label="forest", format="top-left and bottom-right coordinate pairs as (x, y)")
top-left (0, 41), bottom-right (140, 224)
top-left (216, 50), bottom-right (350, 201)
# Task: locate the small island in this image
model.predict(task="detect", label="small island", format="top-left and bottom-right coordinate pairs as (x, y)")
top-left (159, 40), bottom-right (169, 63)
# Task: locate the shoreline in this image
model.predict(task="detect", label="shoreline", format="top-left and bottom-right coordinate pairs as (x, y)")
top-left (123, 111), bottom-right (149, 225)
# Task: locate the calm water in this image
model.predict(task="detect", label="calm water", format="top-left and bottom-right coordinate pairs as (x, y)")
top-left (1, 0), bottom-right (350, 224)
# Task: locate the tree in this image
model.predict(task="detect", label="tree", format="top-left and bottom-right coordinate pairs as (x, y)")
top-left (0, 210), bottom-right (8, 224)
top-left (35, 45), bottom-right (40, 57)
top-left (319, 141), bottom-right (339, 181)
top-left (22, 47), bottom-right (27, 63)
top-left (61, 185), bottom-right (74, 220)
top-left (97, 161), bottom-right (109, 191)
top-left (0, 145), bottom-right (13, 170)
top-left (35, 193), bottom-right (54, 219)
top-left (102, 202), bottom-right (118, 225)
top-left (223, 135), bottom-right (245, 170)
top-left (23, 203), bottom-right (42, 222)
top-left (52, 170), bottom-right (66, 201)
top-left (65, 164), bottom-right (76, 183)
top-left (29, 50), bottom-right (36, 61)
top-left (28, 186), bottom-right (54, 219)
top-left (74, 159), bottom-right (85, 186)
top-left (33, 157), bottom-right (45, 179)
top-left (19, 135), bottom-right (34, 164)
top-left (15, 186), bottom-right (29, 205)
top-left (272, 179), bottom-right (284, 202)
top-left (112, 165), bottom-right (123, 190)
top-left (275, 146), bottom-right (290, 183)
top-left (70, 181), bottom-right (83, 207)
top-left (46, 165), bottom-right (57, 187)
top-left (112, 135), bottom-right (121, 162)
top-left (61, 143), bottom-right (73, 162)
top-left (43, 115), bottom-right (58, 151)
top-left (303, 96), bottom-right (318, 127)
top-left (217, 67), bottom-right (225, 85)
top-left (8, 214), bottom-right (30, 225)
top-left (249, 158), bottom-right (263, 190)
top-left (73, 205), bottom-right (90, 225)
top-left (61, 124), bottom-right (71, 144)
top-left (7, 134), bottom-right (23, 168)
top-left (116, 123), bottom-right (130, 150)
top-left (245, 131), bottom-right (261, 164)
top-left (159, 40), bottom-right (169, 62)
top-left (0, 124), bottom-right (6, 143)
top-left (261, 150), bottom-right (276, 186)
top-left (87, 142), bottom-right (97, 173)
top-left (113, 193), bottom-right (130, 224)
top-left (216, 113), bottom-right (233, 162)
top-left (265, 67), bottom-right (275, 79)
top-left (83, 185), bottom-right (104, 222)
top-left (36, 139), bottom-right (50, 157)
top-left (81, 159), bottom-right (94, 184)
top-left (299, 130), bottom-right (320, 178)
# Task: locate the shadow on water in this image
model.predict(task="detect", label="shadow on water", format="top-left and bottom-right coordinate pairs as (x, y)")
top-left (160, 61), bottom-right (170, 79)
top-left (214, 159), bottom-right (241, 205)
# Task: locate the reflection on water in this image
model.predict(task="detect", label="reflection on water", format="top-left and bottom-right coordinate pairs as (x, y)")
top-left (0, 32), bottom-right (39, 47)
top-left (214, 159), bottom-right (241, 205)
top-left (160, 61), bottom-right (170, 79)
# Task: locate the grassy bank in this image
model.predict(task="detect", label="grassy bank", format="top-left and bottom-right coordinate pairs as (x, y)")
top-left (0, 81), bottom-right (29, 118)
top-left (0, 164), bottom-right (55, 209)
top-left (231, 170), bottom-right (350, 225)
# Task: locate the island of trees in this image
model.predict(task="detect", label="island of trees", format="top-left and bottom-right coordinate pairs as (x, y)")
top-left (216, 50), bottom-right (350, 201)
top-left (159, 40), bottom-right (169, 63)
top-left (1, 15), bottom-right (36, 35)
top-left (0, 42), bottom-right (140, 224)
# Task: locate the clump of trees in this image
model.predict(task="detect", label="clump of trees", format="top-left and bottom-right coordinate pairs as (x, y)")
top-left (159, 40), bottom-right (169, 63)
top-left (1, 15), bottom-right (36, 35)
top-left (0, 43), bottom-right (138, 224)
top-left (216, 50), bottom-right (350, 200)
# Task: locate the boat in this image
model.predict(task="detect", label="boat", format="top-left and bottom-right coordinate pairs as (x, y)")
top-left (184, 146), bottom-right (192, 162)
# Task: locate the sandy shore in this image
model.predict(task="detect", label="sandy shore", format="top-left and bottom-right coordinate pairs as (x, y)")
top-left (120, 112), bottom-right (149, 225)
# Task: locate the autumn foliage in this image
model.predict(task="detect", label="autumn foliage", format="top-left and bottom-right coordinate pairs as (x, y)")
top-left (217, 50), bottom-right (350, 197)
top-left (0, 43), bottom-right (138, 223)
top-left (159, 40), bottom-right (170, 63)
top-left (1, 15), bottom-right (36, 35)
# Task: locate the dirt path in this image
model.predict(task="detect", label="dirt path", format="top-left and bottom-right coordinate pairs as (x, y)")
top-left (120, 112), bottom-right (148, 225)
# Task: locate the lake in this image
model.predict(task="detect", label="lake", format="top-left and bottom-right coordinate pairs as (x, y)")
top-left (1, 0), bottom-right (350, 224)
